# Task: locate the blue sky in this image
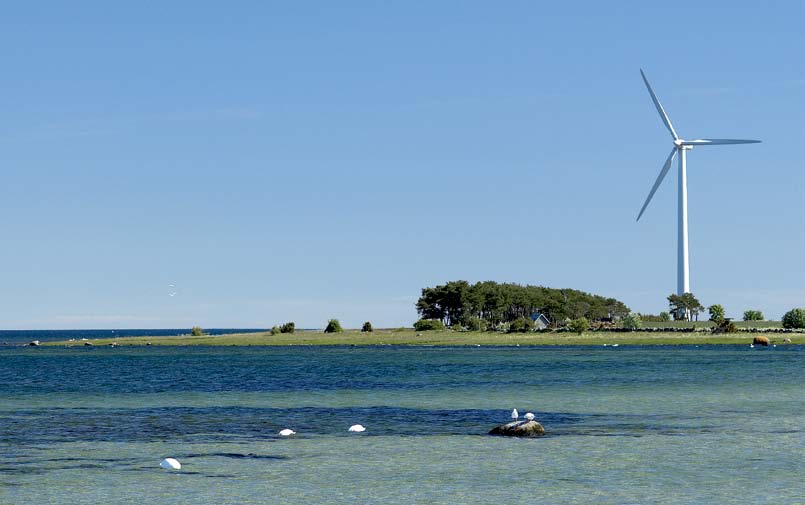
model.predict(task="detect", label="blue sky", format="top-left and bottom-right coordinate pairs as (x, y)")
top-left (1, 1), bottom-right (802, 329)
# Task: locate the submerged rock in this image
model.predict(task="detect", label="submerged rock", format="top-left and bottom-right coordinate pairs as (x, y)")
top-left (489, 420), bottom-right (546, 437)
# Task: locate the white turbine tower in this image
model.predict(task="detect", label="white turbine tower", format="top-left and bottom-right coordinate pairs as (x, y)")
top-left (636, 69), bottom-right (760, 310)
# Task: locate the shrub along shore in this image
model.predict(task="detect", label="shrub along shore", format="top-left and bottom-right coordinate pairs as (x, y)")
top-left (42, 328), bottom-right (804, 347)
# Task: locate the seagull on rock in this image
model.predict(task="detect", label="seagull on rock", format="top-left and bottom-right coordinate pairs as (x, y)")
top-left (511, 409), bottom-right (519, 422)
top-left (279, 429), bottom-right (296, 436)
top-left (524, 412), bottom-right (535, 421)
top-left (160, 458), bottom-right (181, 470)
top-left (348, 424), bottom-right (366, 433)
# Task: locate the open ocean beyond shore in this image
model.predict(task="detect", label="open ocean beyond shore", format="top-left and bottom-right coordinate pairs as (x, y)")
top-left (0, 329), bottom-right (266, 345)
top-left (0, 344), bottom-right (802, 504)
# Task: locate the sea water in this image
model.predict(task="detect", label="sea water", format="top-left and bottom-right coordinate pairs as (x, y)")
top-left (0, 345), bottom-right (801, 504)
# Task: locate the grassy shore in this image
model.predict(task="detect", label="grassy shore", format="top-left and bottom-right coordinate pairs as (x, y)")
top-left (42, 329), bottom-right (804, 347)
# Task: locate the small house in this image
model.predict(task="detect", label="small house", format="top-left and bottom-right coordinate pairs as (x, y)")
top-left (530, 313), bottom-right (551, 329)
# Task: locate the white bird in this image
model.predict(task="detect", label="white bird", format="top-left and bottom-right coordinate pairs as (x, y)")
top-left (524, 412), bottom-right (535, 421)
top-left (159, 458), bottom-right (181, 470)
top-left (636, 70), bottom-right (760, 304)
top-left (279, 429), bottom-right (296, 436)
top-left (348, 424), bottom-right (366, 432)
top-left (612, 344), bottom-right (619, 347)
top-left (750, 344), bottom-right (755, 348)
top-left (511, 409), bottom-right (519, 422)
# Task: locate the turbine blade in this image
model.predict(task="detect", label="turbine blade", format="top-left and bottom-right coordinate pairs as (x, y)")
top-left (640, 69), bottom-right (678, 140)
top-left (637, 148), bottom-right (677, 222)
top-left (681, 138), bottom-right (761, 146)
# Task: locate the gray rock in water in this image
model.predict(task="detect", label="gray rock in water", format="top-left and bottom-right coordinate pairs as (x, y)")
top-left (489, 420), bottom-right (546, 437)
top-left (28, 340), bottom-right (41, 347)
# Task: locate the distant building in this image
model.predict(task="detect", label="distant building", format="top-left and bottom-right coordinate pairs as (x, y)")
top-left (530, 313), bottom-right (551, 329)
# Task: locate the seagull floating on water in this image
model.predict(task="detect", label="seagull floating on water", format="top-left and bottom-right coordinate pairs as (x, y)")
top-left (348, 424), bottom-right (366, 432)
top-left (160, 458), bottom-right (181, 470)
top-left (279, 429), bottom-right (296, 436)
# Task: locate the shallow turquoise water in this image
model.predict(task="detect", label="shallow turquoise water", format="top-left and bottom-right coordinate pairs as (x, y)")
top-left (1, 345), bottom-right (802, 504)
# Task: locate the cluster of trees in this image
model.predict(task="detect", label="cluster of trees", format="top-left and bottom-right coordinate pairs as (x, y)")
top-left (268, 320), bottom-right (375, 334)
top-left (668, 293), bottom-right (770, 325)
top-left (667, 293), bottom-right (705, 321)
top-left (270, 322), bottom-right (295, 335)
top-left (415, 280), bottom-right (630, 328)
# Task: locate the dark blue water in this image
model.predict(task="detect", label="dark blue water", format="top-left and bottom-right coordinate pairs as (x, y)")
top-left (0, 329), bottom-right (265, 345)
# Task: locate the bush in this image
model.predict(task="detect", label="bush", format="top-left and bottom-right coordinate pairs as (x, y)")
top-left (280, 322), bottom-right (295, 334)
top-left (782, 308), bottom-right (805, 329)
top-left (708, 304), bottom-right (725, 323)
top-left (743, 310), bottom-right (764, 321)
top-left (659, 311), bottom-right (670, 321)
top-left (324, 319), bottom-right (343, 333)
top-left (191, 326), bottom-right (204, 336)
top-left (361, 321), bottom-right (373, 332)
top-left (450, 323), bottom-right (464, 331)
top-left (568, 317), bottom-right (589, 335)
top-left (620, 312), bottom-right (643, 330)
top-left (508, 316), bottom-right (535, 333)
top-left (270, 325), bottom-right (280, 335)
top-left (712, 319), bottom-right (738, 334)
top-left (413, 319), bottom-right (445, 331)
top-left (464, 316), bottom-right (487, 332)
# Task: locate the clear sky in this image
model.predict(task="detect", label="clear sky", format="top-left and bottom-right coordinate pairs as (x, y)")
top-left (2, 1), bottom-right (802, 329)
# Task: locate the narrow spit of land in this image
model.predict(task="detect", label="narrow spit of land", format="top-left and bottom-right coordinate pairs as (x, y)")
top-left (42, 329), bottom-right (804, 347)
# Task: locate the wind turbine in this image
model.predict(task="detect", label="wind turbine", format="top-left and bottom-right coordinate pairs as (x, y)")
top-left (636, 69), bottom-right (760, 303)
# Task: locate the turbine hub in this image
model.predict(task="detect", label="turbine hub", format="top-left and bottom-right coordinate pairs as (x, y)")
top-left (674, 139), bottom-right (683, 147)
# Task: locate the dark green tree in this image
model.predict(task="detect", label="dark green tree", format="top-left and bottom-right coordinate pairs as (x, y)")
top-left (708, 304), bottom-right (725, 323)
top-left (464, 316), bottom-right (486, 331)
top-left (191, 326), bottom-right (204, 336)
top-left (743, 310), bottom-right (764, 321)
top-left (361, 321), bottom-right (373, 332)
top-left (508, 316), bottom-right (535, 333)
top-left (782, 308), bottom-right (805, 329)
top-left (324, 319), bottom-right (343, 333)
top-left (280, 322), bottom-right (295, 334)
top-left (668, 293), bottom-right (704, 321)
